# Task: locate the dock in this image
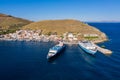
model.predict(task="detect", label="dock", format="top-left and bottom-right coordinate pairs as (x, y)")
top-left (95, 44), bottom-right (112, 54)
top-left (63, 41), bottom-right (112, 55)
top-left (63, 41), bottom-right (78, 44)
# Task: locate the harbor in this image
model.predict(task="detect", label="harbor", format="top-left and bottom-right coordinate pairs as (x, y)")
top-left (0, 0), bottom-right (120, 80)
top-left (0, 30), bottom-right (112, 55)
top-left (0, 23), bottom-right (117, 80)
top-left (0, 41), bottom-right (116, 80)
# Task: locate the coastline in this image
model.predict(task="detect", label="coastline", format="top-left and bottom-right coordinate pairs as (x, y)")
top-left (0, 29), bottom-right (108, 44)
top-left (0, 37), bottom-right (108, 44)
top-left (0, 37), bottom-right (112, 54)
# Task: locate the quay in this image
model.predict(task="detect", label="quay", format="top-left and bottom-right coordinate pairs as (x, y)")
top-left (63, 41), bottom-right (112, 55)
top-left (95, 44), bottom-right (112, 54)
top-left (63, 41), bottom-right (78, 44)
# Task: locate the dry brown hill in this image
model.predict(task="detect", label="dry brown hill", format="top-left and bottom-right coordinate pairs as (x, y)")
top-left (0, 13), bottom-right (32, 34)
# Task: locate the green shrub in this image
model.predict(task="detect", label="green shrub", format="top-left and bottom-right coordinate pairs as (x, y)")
top-left (84, 36), bottom-right (98, 40)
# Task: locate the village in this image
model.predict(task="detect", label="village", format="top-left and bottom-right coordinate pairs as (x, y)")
top-left (0, 30), bottom-right (99, 43)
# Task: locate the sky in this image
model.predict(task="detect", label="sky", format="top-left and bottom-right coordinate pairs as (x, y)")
top-left (0, 0), bottom-right (120, 22)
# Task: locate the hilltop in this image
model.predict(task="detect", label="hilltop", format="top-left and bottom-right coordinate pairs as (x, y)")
top-left (22, 20), bottom-right (107, 42)
top-left (22, 20), bottom-right (99, 34)
top-left (0, 13), bottom-right (32, 34)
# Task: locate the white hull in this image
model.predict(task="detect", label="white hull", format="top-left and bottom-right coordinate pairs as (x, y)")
top-left (47, 42), bottom-right (65, 59)
top-left (78, 41), bottom-right (97, 55)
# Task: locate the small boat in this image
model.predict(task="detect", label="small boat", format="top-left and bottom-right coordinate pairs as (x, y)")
top-left (78, 40), bottom-right (97, 55)
top-left (47, 42), bottom-right (65, 59)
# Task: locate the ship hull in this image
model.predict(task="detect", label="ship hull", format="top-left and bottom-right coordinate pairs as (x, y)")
top-left (47, 45), bottom-right (65, 59)
top-left (78, 41), bottom-right (97, 55)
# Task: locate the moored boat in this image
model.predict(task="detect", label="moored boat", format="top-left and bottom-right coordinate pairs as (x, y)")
top-left (47, 42), bottom-right (65, 59)
top-left (78, 40), bottom-right (97, 55)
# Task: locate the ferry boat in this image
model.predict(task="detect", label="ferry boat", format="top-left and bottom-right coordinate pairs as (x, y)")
top-left (78, 40), bottom-right (97, 55)
top-left (47, 42), bottom-right (65, 59)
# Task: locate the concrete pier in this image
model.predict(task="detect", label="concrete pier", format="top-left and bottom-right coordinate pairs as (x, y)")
top-left (95, 44), bottom-right (112, 54)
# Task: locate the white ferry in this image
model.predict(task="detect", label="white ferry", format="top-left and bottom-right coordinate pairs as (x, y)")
top-left (47, 42), bottom-right (65, 59)
top-left (78, 41), bottom-right (97, 55)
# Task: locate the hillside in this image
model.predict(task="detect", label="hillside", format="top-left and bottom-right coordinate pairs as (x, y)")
top-left (22, 20), bottom-right (101, 34)
top-left (22, 20), bottom-right (107, 42)
top-left (0, 13), bottom-right (32, 34)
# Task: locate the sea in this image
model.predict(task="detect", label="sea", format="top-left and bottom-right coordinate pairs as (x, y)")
top-left (0, 23), bottom-right (120, 80)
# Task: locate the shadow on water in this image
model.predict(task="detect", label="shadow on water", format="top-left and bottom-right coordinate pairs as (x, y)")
top-left (78, 46), bottom-right (96, 65)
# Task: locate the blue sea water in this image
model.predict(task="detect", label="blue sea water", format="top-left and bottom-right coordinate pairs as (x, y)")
top-left (0, 23), bottom-right (120, 80)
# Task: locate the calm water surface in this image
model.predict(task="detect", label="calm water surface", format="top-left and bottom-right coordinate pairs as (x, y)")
top-left (0, 23), bottom-right (120, 80)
